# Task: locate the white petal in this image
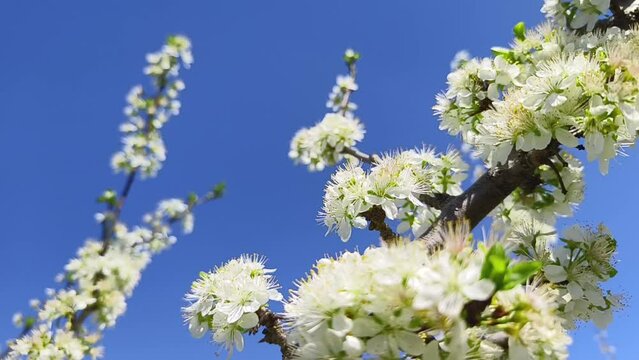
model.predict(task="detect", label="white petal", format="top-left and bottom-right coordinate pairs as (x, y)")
top-left (397, 330), bottom-right (425, 355)
top-left (462, 279), bottom-right (495, 300)
top-left (238, 312), bottom-right (259, 329)
top-left (543, 265), bottom-right (568, 283)
top-left (343, 336), bottom-right (365, 357)
top-left (555, 128), bottom-right (579, 148)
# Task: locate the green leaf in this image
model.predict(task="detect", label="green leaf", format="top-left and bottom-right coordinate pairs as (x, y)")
top-left (187, 192), bottom-right (198, 206)
top-left (490, 47), bottom-right (516, 63)
top-left (24, 316), bottom-right (36, 328)
top-left (503, 261), bottom-right (542, 290)
top-left (481, 244), bottom-right (509, 289)
top-left (513, 22), bottom-right (526, 41)
top-left (212, 182), bottom-right (226, 199)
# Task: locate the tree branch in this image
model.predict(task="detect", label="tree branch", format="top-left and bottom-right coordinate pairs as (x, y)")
top-left (419, 193), bottom-right (452, 210)
top-left (341, 146), bottom-right (379, 164)
top-left (419, 144), bottom-right (557, 249)
top-left (362, 206), bottom-right (400, 245)
top-left (256, 308), bottom-right (295, 360)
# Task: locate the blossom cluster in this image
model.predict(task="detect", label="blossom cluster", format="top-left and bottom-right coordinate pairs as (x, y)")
top-left (111, 35), bottom-right (192, 178)
top-left (504, 219), bottom-right (620, 329)
top-left (435, 22), bottom-right (639, 174)
top-left (289, 113), bottom-right (365, 172)
top-left (6, 196), bottom-right (198, 359)
top-left (182, 255), bottom-right (283, 354)
top-left (284, 230), bottom-right (568, 359)
top-left (321, 148), bottom-right (468, 241)
top-left (289, 49), bottom-right (366, 172)
top-left (7, 326), bottom-right (103, 360)
top-left (542, 225), bottom-right (620, 328)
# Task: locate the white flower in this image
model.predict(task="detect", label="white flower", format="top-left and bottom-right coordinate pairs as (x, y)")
top-left (320, 164), bottom-right (371, 241)
top-left (183, 255), bottom-right (282, 354)
top-left (571, 0), bottom-right (610, 31)
top-left (289, 113), bottom-right (365, 171)
top-left (411, 251), bottom-right (494, 317)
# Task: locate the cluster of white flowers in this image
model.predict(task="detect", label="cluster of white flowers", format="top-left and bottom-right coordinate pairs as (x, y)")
top-left (140, 197), bottom-right (194, 250)
top-left (542, 0), bottom-right (611, 31)
top-left (289, 113), bottom-right (366, 171)
top-left (7, 195), bottom-right (199, 359)
top-left (487, 284), bottom-right (572, 359)
top-left (502, 214), bottom-right (620, 330)
top-left (7, 326), bottom-right (103, 360)
top-left (3, 35), bottom-right (205, 360)
top-left (284, 230), bottom-right (570, 359)
top-left (111, 35), bottom-right (192, 178)
top-left (289, 49), bottom-right (366, 172)
top-left (326, 74), bottom-right (359, 114)
top-left (435, 22), bottom-right (639, 174)
top-left (543, 225), bottom-right (620, 328)
top-left (182, 255), bottom-right (283, 355)
top-left (321, 148), bottom-right (468, 241)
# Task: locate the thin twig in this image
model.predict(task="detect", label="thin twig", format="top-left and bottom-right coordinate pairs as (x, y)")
top-left (341, 146), bottom-right (379, 164)
top-left (339, 60), bottom-right (358, 116)
top-left (546, 159), bottom-right (568, 195)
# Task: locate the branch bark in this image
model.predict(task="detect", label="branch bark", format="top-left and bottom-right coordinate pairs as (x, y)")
top-left (256, 308), bottom-right (295, 360)
top-left (363, 206), bottom-right (400, 245)
top-left (419, 144), bottom-right (558, 248)
top-left (341, 146), bottom-right (379, 164)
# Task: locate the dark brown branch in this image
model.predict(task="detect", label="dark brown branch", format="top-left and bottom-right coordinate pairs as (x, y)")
top-left (545, 159), bottom-right (568, 195)
top-left (595, 1), bottom-right (639, 30)
top-left (256, 308), bottom-right (295, 360)
top-left (419, 144), bottom-right (558, 249)
top-left (419, 193), bottom-right (452, 210)
top-left (611, 0), bottom-right (632, 26)
top-left (362, 206), bottom-right (400, 245)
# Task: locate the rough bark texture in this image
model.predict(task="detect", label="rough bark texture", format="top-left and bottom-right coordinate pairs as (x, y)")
top-left (420, 144), bottom-right (558, 248)
top-left (256, 308), bottom-right (296, 359)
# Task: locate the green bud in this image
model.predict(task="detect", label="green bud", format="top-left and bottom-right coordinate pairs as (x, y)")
top-left (97, 189), bottom-right (118, 206)
top-left (211, 182), bottom-right (226, 199)
top-left (187, 192), bottom-right (199, 206)
top-left (24, 316), bottom-right (36, 329)
top-left (513, 22), bottom-right (526, 41)
top-left (343, 49), bottom-right (361, 65)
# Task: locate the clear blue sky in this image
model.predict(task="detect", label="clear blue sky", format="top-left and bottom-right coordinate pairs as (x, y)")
top-left (0, 1), bottom-right (637, 359)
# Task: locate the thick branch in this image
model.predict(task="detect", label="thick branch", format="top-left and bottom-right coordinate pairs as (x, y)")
top-left (419, 193), bottom-right (452, 210)
top-left (256, 308), bottom-right (295, 360)
top-left (595, 1), bottom-right (639, 30)
top-left (419, 144), bottom-right (557, 249)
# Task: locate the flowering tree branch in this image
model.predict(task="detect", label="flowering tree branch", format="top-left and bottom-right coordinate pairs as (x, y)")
top-left (188, 1), bottom-right (633, 359)
top-left (0, 35), bottom-right (228, 360)
top-left (419, 145), bottom-right (555, 248)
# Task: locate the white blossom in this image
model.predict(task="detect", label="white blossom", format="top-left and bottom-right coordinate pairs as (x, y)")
top-left (183, 255), bottom-right (282, 354)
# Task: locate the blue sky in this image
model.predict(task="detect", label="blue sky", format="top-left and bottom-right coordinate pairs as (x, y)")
top-left (0, 1), bottom-right (637, 359)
